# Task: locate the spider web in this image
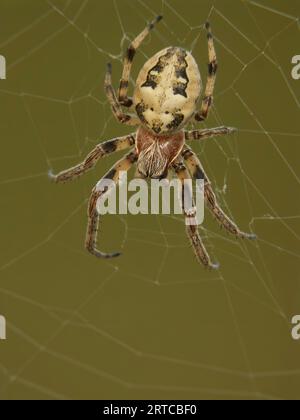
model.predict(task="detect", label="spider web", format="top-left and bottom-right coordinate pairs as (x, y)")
top-left (0, 0), bottom-right (299, 400)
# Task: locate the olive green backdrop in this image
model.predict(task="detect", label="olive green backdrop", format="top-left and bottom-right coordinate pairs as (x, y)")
top-left (0, 0), bottom-right (299, 400)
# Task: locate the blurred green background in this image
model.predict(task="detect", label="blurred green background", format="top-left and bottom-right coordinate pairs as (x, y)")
top-left (0, 0), bottom-right (299, 400)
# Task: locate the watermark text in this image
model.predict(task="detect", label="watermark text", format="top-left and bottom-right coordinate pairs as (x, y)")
top-left (0, 315), bottom-right (6, 340)
top-left (292, 315), bottom-right (300, 340)
top-left (0, 55), bottom-right (6, 79)
top-left (96, 171), bottom-right (205, 225)
top-left (291, 55), bottom-right (300, 80)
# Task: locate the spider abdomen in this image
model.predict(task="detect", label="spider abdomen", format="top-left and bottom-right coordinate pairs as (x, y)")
top-left (136, 125), bottom-right (184, 179)
top-left (133, 47), bottom-right (202, 134)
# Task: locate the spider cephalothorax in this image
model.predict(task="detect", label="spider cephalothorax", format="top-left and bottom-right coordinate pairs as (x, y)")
top-left (50, 16), bottom-right (256, 269)
top-left (135, 125), bottom-right (185, 179)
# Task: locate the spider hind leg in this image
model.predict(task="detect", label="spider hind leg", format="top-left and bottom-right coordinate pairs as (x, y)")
top-left (118, 15), bottom-right (163, 107)
top-left (104, 15), bottom-right (163, 126)
top-left (195, 22), bottom-right (217, 122)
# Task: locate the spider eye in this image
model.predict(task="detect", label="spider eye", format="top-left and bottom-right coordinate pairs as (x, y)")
top-left (150, 108), bottom-right (154, 111)
top-left (165, 111), bottom-right (169, 114)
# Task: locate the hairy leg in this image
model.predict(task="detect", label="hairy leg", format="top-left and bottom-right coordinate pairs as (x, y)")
top-left (195, 22), bottom-right (217, 122)
top-left (49, 134), bottom-right (135, 183)
top-left (86, 150), bottom-right (137, 258)
top-left (182, 147), bottom-right (256, 239)
top-left (185, 126), bottom-right (236, 141)
top-left (173, 158), bottom-right (219, 269)
top-left (104, 63), bottom-right (139, 126)
top-left (118, 15), bottom-right (163, 107)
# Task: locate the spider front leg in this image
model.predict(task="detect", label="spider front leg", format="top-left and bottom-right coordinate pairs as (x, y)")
top-left (182, 147), bottom-right (256, 240)
top-left (118, 15), bottom-right (163, 107)
top-left (49, 134), bottom-right (136, 183)
top-left (86, 150), bottom-right (137, 259)
top-left (173, 158), bottom-right (219, 269)
top-left (194, 22), bottom-right (217, 122)
top-left (185, 126), bottom-right (236, 141)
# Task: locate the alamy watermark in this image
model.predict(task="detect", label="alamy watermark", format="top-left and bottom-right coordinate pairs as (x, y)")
top-left (96, 171), bottom-right (205, 225)
top-left (291, 315), bottom-right (300, 341)
top-left (291, 55), bottom-right (300, 80)
top-left (0, 315), bottom-right (6, 340)
top-left (0, 55), bottom-right (6, 79)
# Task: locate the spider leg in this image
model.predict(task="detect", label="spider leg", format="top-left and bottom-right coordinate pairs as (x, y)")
top-left (182, 146), bottom-right (256, 239)
top-left (85, 149), bottom-right (137, 259)
top-left (49, 134), bottom-right (136, 183)
top-left (185, 126), bottom-right (236, 141)
top-left (194, 22), bottom-right (217, 122)
top-left (172, 158), bottom-right (219, 269)
top-left (104, 63), bottom-right (140, 126)
top-left (118, 15), bottom-right (163, 107)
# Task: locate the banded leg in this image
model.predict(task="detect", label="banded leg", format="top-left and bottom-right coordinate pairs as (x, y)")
top-left (86, 150), bottom-right (138, 258)
top-left (182, 147), bottom-right (256, 239)
top-left (105, 63), bottom-right (139, 126)
top-left (195, 22), bottom-right (218, 122)
top-left (173, 158), bottom-right (219, 269)
top-left (49, 134), bottom-right (135, 183)
top-left (118, 15), bottom-right (163, 107)
top-left (185, 126), bottom-right (236, 141)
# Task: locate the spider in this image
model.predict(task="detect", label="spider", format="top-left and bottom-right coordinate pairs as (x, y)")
top-left (49, 16), bottom-right (256, 269)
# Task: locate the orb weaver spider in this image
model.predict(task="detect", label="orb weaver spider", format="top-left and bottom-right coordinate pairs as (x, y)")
top-left (50, 16), bottom-right (256, 269)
